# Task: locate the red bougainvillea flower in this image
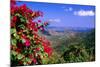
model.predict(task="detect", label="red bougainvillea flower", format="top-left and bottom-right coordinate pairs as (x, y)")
top-left (37, 11), bottom-right (43, 17)
top-left (36, 48), bottom-right (40, 51)
top-left (27, 20), bottom-right (38, 32)
top-left (11, 16), bottom-right (17, 27)
top-left (19, 4), bottom-right (28, 16)
top-left (33, 32), bottom-right (39, 40)
top-left (40, 27), bottom-right (45, 32)
top-left (11, 7), bottom-right (15, 15)
top-left (37, 25), bottom-right (44, 31)
top-left (44, 46), bottom-right (52, 56)
top-left (21, 34), bottom-right (30, 47)
top-left (20, 4), bottom-right (27, 11)
top-left (12, 16), bottom-right (17, 22)
top-left (21, 34), bottom-right (27, 39)
top-left (44, 22), bottom-right (49, 26)
top-left (24, 38), bottom-right (30, 47)
top-left (11, 0), bottom-right (16, 6)
top-left (36, 40), bottom-right (40, 44)
top-left (19, 61), bottom-right (23, 65)
top-left (11, 6), bottom-right (19, 15)
top-left (29, 54), bottom-right (33, 59)
top-left (15, 48), bottom-right (21, 53)
top-left (32, 58), bottom-right (37, 64)
top-left (27, 9), bottom-right (33, 14)
top-left (17, 43), bottom-right (23, 49)
top-left (38, 20), bottom-right (41, 23)
top-left (42, 41), bottom-right (52, 56)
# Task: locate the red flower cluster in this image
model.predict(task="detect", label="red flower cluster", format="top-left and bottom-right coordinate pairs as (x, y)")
top-left (41, 36), bottom-right (52, 56)
top-left (21, 34), bottom-right (31, 47)
top-left (11, 0), bottom-right (53, 65)
top-left (32, 58), bottom-right (37, 64)
top-left (42, 41), bottom-right (52, 56)
top-left (11, 16), bottom-right (17, 27)
top-left (11, 0), bottom-right (16, 6)
top-left (27, 20), bottom-right (38, 32)
top-left (11, 3), bottom-right (43, 20)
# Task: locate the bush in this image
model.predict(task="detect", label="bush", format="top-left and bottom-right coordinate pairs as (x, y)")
top-left (62, 44), bottom-right (90, 63)
top-left (11, 0), bottom-right (53, 66)
top-left (62, 29), bottom-right (95, 62)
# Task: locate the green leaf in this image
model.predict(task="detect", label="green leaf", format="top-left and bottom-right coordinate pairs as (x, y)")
top-left (11, 51), bottom-right (17, 56)
top-left (26, 58), bottom-right (31, 62)
top-left (18, 24), bottom-right (25, 29)
top-left (15, 13), bottom-right (22, 17)
top-left (44, 53), bottom-right (48, 57)
top-left (11, 39), bottom-right (17, 46)
top-left (23, 61), bottom-right (27, 65)
top-left (22, 39), bottom-right (25, 43)
top-left (17, 54), bottom-right (23, 60)
top-left (15, 13), bottom-right (26, 23)
top-left (20, 18), bottom-right (26, 22)
top-left (11, 28), bottom-right (16, 34)
top-left (13, 33), bottom-right (19, 38)
top-left (42, 57), bottom-right (48, 64)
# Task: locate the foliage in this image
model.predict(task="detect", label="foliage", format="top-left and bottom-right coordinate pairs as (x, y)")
top-left (83, 29), bottom-right (95, 61)
top-left (11, 0), bottom-right (53, 66)
top-left (62, 29), bottom-right (95, 62)
top-left (62, 44), bottom-right (90, 63)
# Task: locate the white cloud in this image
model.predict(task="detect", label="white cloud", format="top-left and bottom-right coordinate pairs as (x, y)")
top-left (48, 19), bottom-right (61, 22)
top-left (74, 10), bottom-right (95, 16)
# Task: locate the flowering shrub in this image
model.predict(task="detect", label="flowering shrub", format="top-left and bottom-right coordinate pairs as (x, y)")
top-left (11, 0), bottom-right (53, 66)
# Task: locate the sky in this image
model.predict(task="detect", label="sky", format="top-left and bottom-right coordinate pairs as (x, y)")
top-left (16, 1), bottom-right (95, 28)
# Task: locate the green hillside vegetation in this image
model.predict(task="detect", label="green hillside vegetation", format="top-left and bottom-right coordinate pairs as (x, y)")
top-left (45, 29), bottom-right (95, 63)
top-left (62, 29), bottom-right (95, 63)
